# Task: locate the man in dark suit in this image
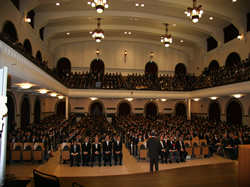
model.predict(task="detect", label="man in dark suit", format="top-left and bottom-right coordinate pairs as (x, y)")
top-left (167, 137), bottom-right (180, 163)
top-left (147, 130), bottom-right (161, 172)
top-left (91, 137), bottom-right (102, 167)
top-left (159, 136), bottom-right (168, 164)
top-left (103, 135), bottom-right (112, 166)
top-left (82, 136), bottom-right (91, 166)
top-left (70, 140), bottom-right (80, 167)
top-left (113, 136), bottom-right (123, 165)
top-left (176, 136), bottom-right (188, 162)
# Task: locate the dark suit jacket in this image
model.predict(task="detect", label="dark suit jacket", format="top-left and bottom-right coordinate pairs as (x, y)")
top-left (113, 141), bottom-right (122, 152)
top-left (147, 137), bottom-right (160, 159)
top-left (159, 140), bottom-right (167, 151)
top-left (175, 140), bottom-right (186, 151)
top-left (103, 141), bottom-right (112, 153)
top-left (92, 143), bottom-right (101, 154)
top-left (82, 142), bottom-right (91, 153)
top-left (167, 140), bottom-right (176, 151)
top-left (70, 144), bottom-right (80, 155)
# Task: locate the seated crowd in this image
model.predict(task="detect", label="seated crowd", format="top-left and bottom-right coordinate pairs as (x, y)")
top-left (113, 114), bottom-right (250, 163)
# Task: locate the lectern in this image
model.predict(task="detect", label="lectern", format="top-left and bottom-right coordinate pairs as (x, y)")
top-left (238, 145), bottom-right (250, 186)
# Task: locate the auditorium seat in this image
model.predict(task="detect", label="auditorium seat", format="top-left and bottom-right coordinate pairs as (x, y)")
top-left (33, 169), bottom-right (60, 187)
top-left (11, 142), bottom-right (23, 162)
top-left (183, 140), bottom-right (193, 158)
top-left (33, 143), bottom-right (45, 163)
top-left (199, 139), bottom-right (210, 158)
top-left (60, 142), bottom-right (71, 164)
top-left (192, 139), bottom-right (201, 158)
top-left (22, 142), bottom-right (33, 162)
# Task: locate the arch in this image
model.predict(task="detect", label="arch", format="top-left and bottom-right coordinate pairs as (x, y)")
top-left (225, 52), bottom-right (241, 67)
top-left (89, 101), bottom-right (104, 116)
top-left (175, 63), bottom-right (187, 75)
top-left (34, 97), bottom-right (41, 123)
top-left (2, 20), bottom-right (18, 42)
top-left (57, 57), bottom-right (71, 73)
top-left (7, 93), bottom-right (16, 132)
top-left (145, 61), bottom-right (158, 77)
top-left (20, 95), bottom-right (30, 130)
top-left (145, 102), bottom-right (158, 117)
top-left (90, 58), bottom-right (105, 74)
top-left (208, 60), bottom-right (219, 71)
top-left (226, 99), bottom-right (243, 125)
top-left (208, 101), bottom-right (221, 122)
top-left (55, 100), bottom-right (71, 117)
top-left (175, 102), bottom-right (187, 116)
top-left (23, 39), bottom-right (33, 55)
top-left (118, 101), bottom-right (131, 115)
top-left (36, 50), bottom-right (42, 63)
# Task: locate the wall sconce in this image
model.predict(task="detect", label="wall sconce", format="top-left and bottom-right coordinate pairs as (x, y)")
top-left (25, 17), bottom-right (31, 23)
top-left (96, 49), bottom-right (100, 58)
top-left (237, 34), bottom-right (242, 40)
top-left (150, 52), bottom-right (153, 61)
top-left (124, 50), bottom-right (127, 63)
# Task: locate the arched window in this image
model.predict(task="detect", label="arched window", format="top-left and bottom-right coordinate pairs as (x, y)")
top-left (2, 20), bottom-right (18, 42)
top-left (90, 102), bottom-right (103, 116)
top-left (175, 102), bottom-right (186, 116)
top-left (20, 96), bottom-right (30, 130)
top-left (145, 102), bottom-right (157, 117)
top-left (118, 102), bottom-right (131, 115)
top-left (225, 52), bottom-right (241, 67)
top-left (208, 60), bottom-right (219, 71)
top-left (7, 93), bottom-right (16, 132)
top-left (34, 98), bottom-right (41, 123)
top-left (209, 101), bottom-right (221, 122)
top-left (57, 57), bottom-right (71, 74)
top-left (36, 51), bottom-right (42, 63)
top-left (23, 39), bottom-right (32, 55)
top-left (226, 100), bottom-right (242, 125)
top-left (145, 61), bottom-right (158, 78)
top-left (90, 59), bottom-right (104, 75)
top-left (175, 63), bottom-right (187, 75)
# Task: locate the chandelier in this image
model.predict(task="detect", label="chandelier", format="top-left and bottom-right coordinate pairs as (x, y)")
top-left (91, 0), bottom-right (109, 14)
top-left (92, 18), bottom-right (104, 42)
top-left (185, 0), bottom-right (203, 23)
top-left (161, 24), bottom-right (172, 47)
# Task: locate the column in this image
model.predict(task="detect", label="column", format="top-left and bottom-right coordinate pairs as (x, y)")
top-left (187, 99), bottom-right (191, 120)
top-left (65, 97), bottom-right (69, 120)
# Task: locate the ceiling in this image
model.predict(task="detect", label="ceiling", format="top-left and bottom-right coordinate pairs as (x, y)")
top-left (20, 0), bottom-right (249, 55)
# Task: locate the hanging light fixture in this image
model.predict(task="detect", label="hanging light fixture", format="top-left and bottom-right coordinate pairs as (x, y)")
top-left (161, 24), bottom-right (172, 47)
top-left (91, 0), bottom-right (109, 14)
top-left (185, 0), bottom-right (203, 23)
top-left (92, 18), bottom-right (104, 42)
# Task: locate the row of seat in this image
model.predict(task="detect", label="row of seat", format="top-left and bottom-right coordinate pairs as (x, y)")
top-left (6, 142), bottom-right (47, 163)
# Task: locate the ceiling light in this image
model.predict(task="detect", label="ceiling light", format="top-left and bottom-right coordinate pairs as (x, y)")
top-left (234, 94), bottom-right (241, 98)
top-left (173, 24), bottom-right (176, 26)
top-left (25, 17), bottom-right (31, 23)
top-left (126, 98), bottom-right (133, 101)
top-left (39, 89), bottom-right (48, 94)
top-left (87, 2), bottom-right (91, 5)
top-left (211, 97), bottom-right (217, 100)
top-left (237, 34), bottom-right (243, 40)
top-left (232, 0), bottom-right (237, 2)
top-left (18, 83), bottom-right (33, 89)
top-left (91, 0), bottom-right (109, 13)
top-left (135, 3), bottom-right (139, 6)
top-left (58, 96), bottom-right (64, 99)
top-left (50, 93), bottom-right (57, 97)
top-left (91, 97), bottom-right (97, 100)
top-left (67, 32), bottom-right (70, 35)
top-left (161, 23), bottom-right (172, 47)
top-left (185, 0), bottom-right (203, 23)
top-left (209, 17), bottom-right (213, 20)
top-left (124, 32), bottom-right (127, 34)
top-left (141, 4), bottom-right (144, 7)
top-left (194, 98), bottom-right (199, 101)
top-left (180, 40), bottom-right (184, 42)
top-left (128, 32), bottom-right (131, 34)
top-left (92, 18), bottom-right (104, 42)
top-left (161, 99), bottom-right (167, 102)
top-left (56, 2), bottom-right (60, 6)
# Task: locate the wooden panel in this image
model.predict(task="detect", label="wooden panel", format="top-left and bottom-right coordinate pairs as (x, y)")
top-left (238, 145), bottom-right (250, 187)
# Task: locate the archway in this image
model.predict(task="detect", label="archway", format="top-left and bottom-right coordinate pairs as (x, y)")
top-left (175, 63), bottom-right (187, 75)
top-left (23, 39), bottom-right (32, 55)
top-left (90, 59), bottom-right (104, 75)
top-left (7, 93), bottom-right (15, 132)
top-left (57, 101), bottom-right (66, 117)
top-left (145, 61), bottom-right (158, 78)
top-left (208, 60), bottom-right (219, 71)
top-left (36, 50), bottom-right (42, 63)
top-left (2, 20), bottom-right (18, 42)
top-left (118, 102), bottom-right (131, 115)
top-left (34, 98), bottom-right (41, 123)
top-left (175, 102), bottom-right (186, 116)
top-left (20, 96), bottom-right (30, 130)
top-left (90, 101), bottom-right (103, 116)
top-left (145, 102), bottom-right (157, 117)
top-left (57, 57), bottom-right (71, 74)
top-left (209, 101), bottom-right (221, 122)
top-left (226, 100), bottom-right (242, 125)
top-left (225, 52), bottom-right (241, 67)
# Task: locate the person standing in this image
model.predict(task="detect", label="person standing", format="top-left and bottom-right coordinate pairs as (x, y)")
top-left (147, 130), bottom-right (161, 172)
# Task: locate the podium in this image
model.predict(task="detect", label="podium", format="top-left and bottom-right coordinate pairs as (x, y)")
top-left (238, 145), bottom-right (250, 187)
